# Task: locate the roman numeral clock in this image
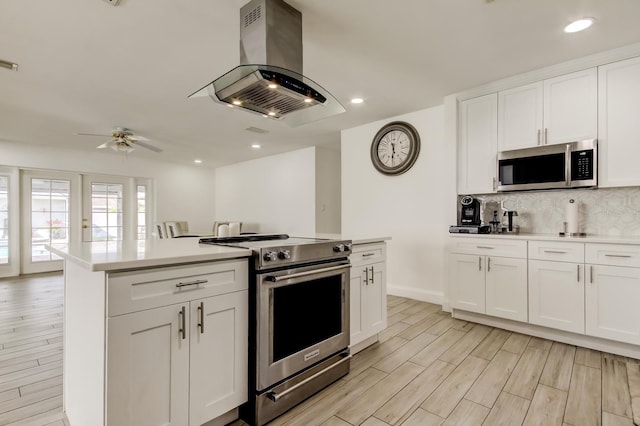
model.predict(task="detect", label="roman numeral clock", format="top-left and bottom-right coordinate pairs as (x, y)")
top-left (370, 121), bottom-right (421, 175)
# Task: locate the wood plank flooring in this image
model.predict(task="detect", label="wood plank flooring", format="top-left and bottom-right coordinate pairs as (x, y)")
top-left (1, 274), bottom-right (640, 425)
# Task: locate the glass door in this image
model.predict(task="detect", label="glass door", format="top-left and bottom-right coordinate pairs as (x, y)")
top-left (21, 171), bottom-right (80, 274)
top-left (0, 168), bottom-right (19, 278)
top-left (82, 175), bottom-right (134, 242)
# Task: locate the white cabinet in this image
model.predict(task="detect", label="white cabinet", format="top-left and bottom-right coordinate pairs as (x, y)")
top-left (585, 243), bottom-right (640, 345)
top-left (498, 68), bottom-right (597, 151)
top-left (457, 93), bottom-right (498, 194)
top-left (598, 56), bottom-right (640, 187)
top-left (106, 260), bottom-right (248, 426)
top-left (350, 242), bottom-right (387, 352)
top-left (449, 238), bottom-right (527, 322)
top-left (528, 241), bottom-right (585, 334)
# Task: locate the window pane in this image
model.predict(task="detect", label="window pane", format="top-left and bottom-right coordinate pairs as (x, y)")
top-left (0, 176), bottom-right (7, 264)
top-left (91, 183), bottom-right (123, 242)
top-left (31, 178), bottom-right (71, 263)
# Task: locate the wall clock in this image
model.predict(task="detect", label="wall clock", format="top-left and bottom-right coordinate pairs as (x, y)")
top-left (370, 121), bottom-right (420, 176)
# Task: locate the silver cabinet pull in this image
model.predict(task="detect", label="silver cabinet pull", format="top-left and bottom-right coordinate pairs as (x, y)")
top-left (544, 128), bottom-right (548, 145)
top-left (179, 306), bottom-right (186, 340)
top-left (604, 254), bottom-right (632, 258)
top-left (487, 257), bottom-right (491, 272)
top-left (543, 250), bottom-right (568, 254)
top-left (362, 252), bottom-right (375, 257)
top-left (537, 129), bottom-right (541, 145)
top-left (492, 177), bottom-right (497, 191)
top-left (364, 268), bottom-right (369, 285)
top-left (197, 302), bottom-right (204, 334)
top-left (590, 265), bottom-right (593, 284)
top-left (476, 246), bottom-right (495, 250)
top-left (369, 266), bottom-right (375, 284)
top-left (577, 264), bottom-right (580, 282)
top-left (479, 256), bottom-right (482, 271)
top-left (176, 279), bottom-right (208, 288)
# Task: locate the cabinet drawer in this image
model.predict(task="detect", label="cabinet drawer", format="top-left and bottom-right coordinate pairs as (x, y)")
top-left (528, 240), bottom-right (584, 263)
top-left (586, 244), bottom-right (640, 267)
top-left (108, 259), bottom-right (248, 316)
top-left (449, 237), bottom-right (526, 258)
top-left (350, 243), bottom-right (386, 265)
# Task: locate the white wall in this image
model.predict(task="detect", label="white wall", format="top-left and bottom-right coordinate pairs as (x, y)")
top-left (0, 141), bottom-right (216, 232)
top-left (315, 145), bottom-right (341, 233)
top-left (341, 106), bottom-right (455, 304)
top-left (214, 147), bottom-right (317, 235)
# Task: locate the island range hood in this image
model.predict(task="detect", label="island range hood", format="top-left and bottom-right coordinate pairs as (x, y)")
top-left (189, 0), bottom-right (345, 127)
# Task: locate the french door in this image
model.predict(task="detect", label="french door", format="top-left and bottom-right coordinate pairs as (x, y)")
top-left (0, 167), bottom-right (19, 277)
top-left (82, 175), bottom-right (135, 242)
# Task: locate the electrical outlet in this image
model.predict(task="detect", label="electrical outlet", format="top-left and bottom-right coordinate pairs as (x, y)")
top-left (102, 0), bottom-right (121, 6)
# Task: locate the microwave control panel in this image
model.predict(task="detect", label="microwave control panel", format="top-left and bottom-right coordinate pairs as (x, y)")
top-left (571, 149), bottom-right (594, 180)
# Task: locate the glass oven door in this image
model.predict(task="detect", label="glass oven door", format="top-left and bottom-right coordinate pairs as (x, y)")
top-left (256, 261), bottom-right (350, 391)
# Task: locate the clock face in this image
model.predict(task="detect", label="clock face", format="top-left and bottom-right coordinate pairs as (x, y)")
top-left (370, 122), bottom-right (420, 175)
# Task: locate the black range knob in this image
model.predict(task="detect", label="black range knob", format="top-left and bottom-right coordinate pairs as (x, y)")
top-left (263, 251), bottom-right (277, 262)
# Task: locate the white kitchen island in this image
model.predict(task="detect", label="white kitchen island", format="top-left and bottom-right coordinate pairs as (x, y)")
top-left (48, 238), bottom-right (252, 426)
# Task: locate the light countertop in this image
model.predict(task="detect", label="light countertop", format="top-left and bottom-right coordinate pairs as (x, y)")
top-left (311, 234), bottom-right (392, 245)
top-left (449, 232), bottom-right (640, 245)
top-left (47, 237), bottom-right (252, 272)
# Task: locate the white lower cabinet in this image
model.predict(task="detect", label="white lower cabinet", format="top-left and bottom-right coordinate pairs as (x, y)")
top-left (105, 260), bottom-right (248, 426)
top-left (449, 238), bottom-right (527, 322)
top-left (528, 260), bottom-right (585, 334)
top-left (350, 242), bottom-right (387, 351)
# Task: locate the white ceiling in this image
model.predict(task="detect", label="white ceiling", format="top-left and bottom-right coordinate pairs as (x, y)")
top-left (2, 0), bottom-right (640, 168)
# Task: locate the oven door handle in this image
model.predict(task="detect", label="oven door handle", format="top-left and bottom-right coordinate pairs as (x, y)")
top-left (265, 264), bottom-right (350, 283)
top-left (267, 353), bottom-right (351, 402)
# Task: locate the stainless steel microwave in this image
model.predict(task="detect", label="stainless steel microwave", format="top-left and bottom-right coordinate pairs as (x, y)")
top-left (497, 139), bottom-right (597, 192)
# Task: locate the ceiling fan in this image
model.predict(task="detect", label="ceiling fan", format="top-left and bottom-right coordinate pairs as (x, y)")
top-left (75, 127), bottom-right (163, 153)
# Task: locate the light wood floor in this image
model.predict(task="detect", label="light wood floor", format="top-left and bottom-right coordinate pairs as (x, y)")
top-left (1, 274), bottom-right (640, 426)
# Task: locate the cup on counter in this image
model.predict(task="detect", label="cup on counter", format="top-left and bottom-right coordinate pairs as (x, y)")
top-left (218, 224), bottom-right (230, 237)
top-left (229, 222), bottom-right (240, 237)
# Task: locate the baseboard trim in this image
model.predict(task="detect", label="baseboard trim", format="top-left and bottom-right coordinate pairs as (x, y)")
top-left (388, 285), bottom-right (444, 305)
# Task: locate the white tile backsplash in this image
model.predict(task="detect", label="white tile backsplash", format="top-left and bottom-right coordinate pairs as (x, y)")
top-left (468, 187), bottom-right (640, 236)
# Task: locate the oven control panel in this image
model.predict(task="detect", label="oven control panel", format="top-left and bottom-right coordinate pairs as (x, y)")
top-left (257, 240), bottom-right (352, 269)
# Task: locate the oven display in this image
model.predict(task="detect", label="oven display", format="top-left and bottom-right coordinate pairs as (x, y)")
top-left (272, 275), bottom-right (343, 363)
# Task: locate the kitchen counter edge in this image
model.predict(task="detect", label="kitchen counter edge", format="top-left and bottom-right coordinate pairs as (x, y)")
top-left (449, 232), bottom-right (640, 245)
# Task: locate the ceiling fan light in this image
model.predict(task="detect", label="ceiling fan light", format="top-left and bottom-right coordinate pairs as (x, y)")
top-left (564, 18), bottom-right (594, 33)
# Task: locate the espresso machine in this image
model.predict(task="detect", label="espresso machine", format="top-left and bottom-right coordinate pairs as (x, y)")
top-left (449, 195), bottom-right (490, 234)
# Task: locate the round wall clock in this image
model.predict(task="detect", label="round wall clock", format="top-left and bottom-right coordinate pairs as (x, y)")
top-left (370, 121), bottom-right (421, 176)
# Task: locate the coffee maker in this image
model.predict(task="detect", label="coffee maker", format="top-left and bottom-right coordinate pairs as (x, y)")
top-left (449, 195), bottom-right (490, 233)
top-left (460, 195), bottom-right (481, 226)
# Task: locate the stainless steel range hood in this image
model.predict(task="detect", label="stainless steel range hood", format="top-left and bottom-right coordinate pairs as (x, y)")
top-left (189, 0), bottom-right (345, 127)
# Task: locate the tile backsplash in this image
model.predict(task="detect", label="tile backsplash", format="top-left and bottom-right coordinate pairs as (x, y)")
top-left (467, 187), bottom-right (640, 236)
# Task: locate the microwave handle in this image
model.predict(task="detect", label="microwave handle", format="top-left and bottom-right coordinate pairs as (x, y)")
top-left (565, 144), bottom-right (571, 186)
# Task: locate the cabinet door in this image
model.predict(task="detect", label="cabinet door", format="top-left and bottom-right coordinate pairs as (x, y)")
top-left (543, 68), bottom-right (597, 145)
top-left (449, 253), bottom-right (485, 314)
top-left (485, 256), bottom-right (527, 322)
top-left (586, 265), bottom-right (640, 344)
top-left (458, 93), bottom-right (498, 194)
top-left (498, 81), bottom-right (543, 151)
top-left (598, 56), bottom-right (640, 187)
top-left (365, 262), bottom-right (387, 336)
top-left (349, 268), bottom-right (365, 345)
top-left (189, 291), bottom-right (248, 426)
top-left (107, 304), bottom-right (190, 426)
top-left (528, 260), bottom-right (584, 334)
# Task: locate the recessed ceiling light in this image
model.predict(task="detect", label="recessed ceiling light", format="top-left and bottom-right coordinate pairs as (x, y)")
top-left (232, 100), bottom-right (242, 106)
top-left (194, 159), bottom-right (203, 164)
top-left (304, 98), bottom-right (313, 103)
top-left (251, 144), bottom-right (261, 149)
top-left (351, 98), bottom-right (364, 104)
top-left (564, 18), bottom-right (594, 33)
top-left (268, 83), bottom-right (278, 89)
top-left (268, 111), bottom-right (277, 116)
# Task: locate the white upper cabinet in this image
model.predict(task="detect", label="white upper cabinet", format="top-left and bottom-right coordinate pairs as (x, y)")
top-left (498, 68), bottom-right (597, 151)
top-left (458, 93), bottom-right (498, 194)
top-left (598, 56), bottom-right (640, 188)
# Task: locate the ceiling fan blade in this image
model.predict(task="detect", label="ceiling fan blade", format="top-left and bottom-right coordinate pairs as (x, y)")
top-left (96, 140), bottom-right (115, 149)
top-left (127, 134), bottom-right (150, 142)
top-left (75, 132), bottom-right (111, 137)
top-left (134, 140), bottom-right (163, 153)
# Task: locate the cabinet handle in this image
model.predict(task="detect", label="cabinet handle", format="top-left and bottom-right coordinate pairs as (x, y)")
top-left (493, 177), bottom-right (497, 191)
top-left (364, 268), bottom-right (369, 285)
top-left (176, 279), bottom-right (208, 288)
top-left (476, 246), bottom-right (494, 250)
top-left (537, 129), bottom-right (541, 145)
top-left (179, 306), bottom-right (186, 340)
top-left (362, 252), bottom-right (375, 257)
top-left (577, 264), bottom-right (580, 282)
top-left (543, 250), bottom-right (568, 254)
top-left (544, 128), bottom-right (548, 145)
top-left (487, 257), bottom-right (491, 272)
top-left (590, 265), bottom-right (594, 284)
top-left (604, 254), bottom-right (632, 258)
top-left (198, 302), bottom-right (205, 334)
top-left (479, 256), bottom-right (482, 271)
top-left (369, 267), bottom-right (375, 284)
